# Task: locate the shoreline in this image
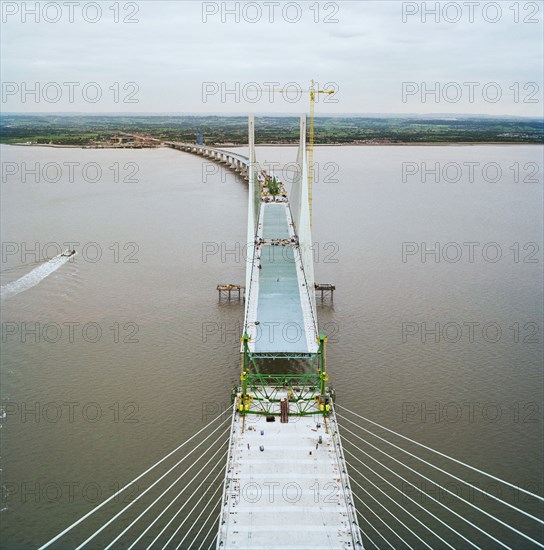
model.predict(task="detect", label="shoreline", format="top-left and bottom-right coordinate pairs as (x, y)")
top-left (4, 141), bottom-right (542, 149)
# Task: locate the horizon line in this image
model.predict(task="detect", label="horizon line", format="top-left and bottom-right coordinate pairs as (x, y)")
top-left (1, 112), bottom-right (542, 120)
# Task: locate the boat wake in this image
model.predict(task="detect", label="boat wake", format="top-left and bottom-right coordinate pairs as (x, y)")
top-left (0, 252), bottom-right (75, 301)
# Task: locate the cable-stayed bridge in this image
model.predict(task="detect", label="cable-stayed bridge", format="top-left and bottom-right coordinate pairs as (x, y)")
top-left (37, 119), bottom-right (543, 550)
top-left (215, 114), bottom-right (360, 549)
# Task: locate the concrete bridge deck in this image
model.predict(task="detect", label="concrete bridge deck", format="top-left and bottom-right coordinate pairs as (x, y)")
top-left (217, 393), bottom-right (362, 549)
top-left (245, 202), bottom-right (318, 355)
top-left (129, 134), bottom-right (252, 179)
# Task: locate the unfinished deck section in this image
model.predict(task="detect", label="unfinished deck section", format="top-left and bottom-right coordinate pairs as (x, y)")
top-left (244, 202), bottom-right (318, 355)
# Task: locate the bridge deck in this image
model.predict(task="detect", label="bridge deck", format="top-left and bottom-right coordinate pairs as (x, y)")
top-left (219, 121), bottom-right (360, 549)
top-left (245, 202), bottom-right (318, 355)
top-left (217, 392), bottom-right (361, 549)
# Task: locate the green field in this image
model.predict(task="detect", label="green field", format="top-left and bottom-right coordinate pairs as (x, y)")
top-left (1, 114), bottom-right (542, 145)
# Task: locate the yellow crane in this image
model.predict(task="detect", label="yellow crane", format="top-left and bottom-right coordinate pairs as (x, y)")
top-left (265, 80), bottom-right (335, 226)
top-left (307, 80), bottom-right (334, 227)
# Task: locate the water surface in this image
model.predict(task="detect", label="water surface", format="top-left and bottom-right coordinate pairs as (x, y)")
top-left (1, 143), bottom-right (542, 548)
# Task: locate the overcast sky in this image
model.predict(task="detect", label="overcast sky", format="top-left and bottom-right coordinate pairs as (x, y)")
top-left (1, 0), bottom-right (543, 116)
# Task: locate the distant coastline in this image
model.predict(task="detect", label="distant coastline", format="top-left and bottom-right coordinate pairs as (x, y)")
top-left (1, 114), bottom-right (542, 147)
top-left (6, 141), bottom-right (542, 149)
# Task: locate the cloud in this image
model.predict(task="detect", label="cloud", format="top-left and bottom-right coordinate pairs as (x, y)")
top-left (1, 0), bottom-right (542, 115)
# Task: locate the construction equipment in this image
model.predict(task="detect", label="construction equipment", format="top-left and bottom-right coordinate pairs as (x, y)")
top-left (262, 81), bottom-right (335, 226)
top-left (307, 80), bottom-right (335, 226)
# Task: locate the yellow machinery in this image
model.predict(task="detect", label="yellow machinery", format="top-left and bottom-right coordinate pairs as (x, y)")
top-left (307, 80), bottom-right (334, 226)
top-left (266, 81), bottom-right (335, 226)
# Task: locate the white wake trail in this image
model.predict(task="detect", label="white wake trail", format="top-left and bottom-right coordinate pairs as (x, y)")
top-left (0, 254), bottom-right (74, 300)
